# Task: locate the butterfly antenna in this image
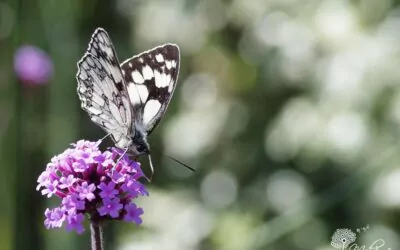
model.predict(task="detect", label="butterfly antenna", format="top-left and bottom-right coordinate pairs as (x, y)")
top-left (165, 155), bottom-right (195, 172)
top-left (147, 154), bottom-right (155, 182)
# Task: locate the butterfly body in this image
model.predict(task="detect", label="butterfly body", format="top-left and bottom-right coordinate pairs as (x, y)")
top-left (129, 123), bottom-right (150, 156)
top-left (76, 28), bottom-right (180, 161)
top-left (112, 127), bottom-right (149, 156)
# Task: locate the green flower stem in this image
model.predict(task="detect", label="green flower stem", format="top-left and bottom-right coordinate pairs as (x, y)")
top-left (91, 220), bottom-right (104, 250)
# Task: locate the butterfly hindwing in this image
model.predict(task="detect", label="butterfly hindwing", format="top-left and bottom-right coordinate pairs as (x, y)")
top-left (120, 44), bottom-right (180, 134)
top-left (76, 28), bottom-right (133, 148)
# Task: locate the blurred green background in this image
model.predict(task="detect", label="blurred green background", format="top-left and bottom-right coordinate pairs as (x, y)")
top-left (2, 0), bottom-right (400, 249)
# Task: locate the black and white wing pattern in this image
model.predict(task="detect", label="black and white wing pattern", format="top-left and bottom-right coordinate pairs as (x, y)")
top-left (76, 28), bottom-right (133, 149)
top-left (120, 44), bottom-right (180, 135)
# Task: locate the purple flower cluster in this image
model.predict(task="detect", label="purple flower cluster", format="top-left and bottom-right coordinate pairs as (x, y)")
top-left (37, 140), bottom-right (148, 234)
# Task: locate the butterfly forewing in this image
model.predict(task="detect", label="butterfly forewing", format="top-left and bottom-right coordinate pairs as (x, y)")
top-left (76, 28), bottom-right (133, 148)
top-left (120, 44), bottom-right (180, 135)
top-left (77, 27), bottom-right (181, 161)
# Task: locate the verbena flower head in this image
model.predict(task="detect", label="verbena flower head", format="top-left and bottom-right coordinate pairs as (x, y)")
top-left (37, 140), bottom-right (148, 234)
top-left (14, 45), bottom-right (53, 85)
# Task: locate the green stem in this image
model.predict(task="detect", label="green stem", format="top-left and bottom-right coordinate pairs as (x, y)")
top-left (90, 220), bottom-right (104, 250)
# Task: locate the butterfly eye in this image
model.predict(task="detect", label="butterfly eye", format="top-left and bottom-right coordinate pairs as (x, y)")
top-left (136, 144), bottom-right (148, 154)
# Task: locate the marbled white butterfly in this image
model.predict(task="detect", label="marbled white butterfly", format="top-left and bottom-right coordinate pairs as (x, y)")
top-left (76, 27), bottom-right (180, 176)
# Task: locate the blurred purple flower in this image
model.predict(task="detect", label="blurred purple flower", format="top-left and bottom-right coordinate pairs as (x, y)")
top-left (37, 140), bottom-right (148, 234)
top-left (14, 45), bottom-right (53, 84)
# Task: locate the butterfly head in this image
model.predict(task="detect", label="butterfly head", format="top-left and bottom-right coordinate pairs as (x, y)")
top-left (131, 139), bottom-right (150, 156)
top-left (130, 128), bottom-right (150, 156)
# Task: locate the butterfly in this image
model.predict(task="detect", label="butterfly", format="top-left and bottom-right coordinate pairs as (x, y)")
top-left (76, 27), bottom-right (180, 176)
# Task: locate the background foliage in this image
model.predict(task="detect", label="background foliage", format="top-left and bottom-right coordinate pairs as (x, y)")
top-left (1, 0), bottom-right (400, 249)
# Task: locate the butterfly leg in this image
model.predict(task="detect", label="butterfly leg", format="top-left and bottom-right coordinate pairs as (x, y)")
top-left (113, 147), bottom-right (129, 171)
top-left (95, 133), bottom-right (112, 148)
top-left (100, 133), bottom-right (112, 143)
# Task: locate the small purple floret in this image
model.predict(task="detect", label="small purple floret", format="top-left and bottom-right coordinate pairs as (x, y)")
top-left (62, 194), bottom-right (85, 211)
top-left (37, 140), bottom-right (148, 234)
top-left (98, 198), bottom-right (123, 218)
top-left (66, 210), bottom-right (85, 234)
top-left (59, 175), bottom-right (76, 189)
top-left (98, 182), bottom-right (118, 199)
top-left (124, 203), bottom-right (144, 225)
top-left (41, 180), bottom-right (59, 198)
top-left (77, 182), bottom-right (96, 201)
top-left (44, 208), bottom-right (66, 229)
